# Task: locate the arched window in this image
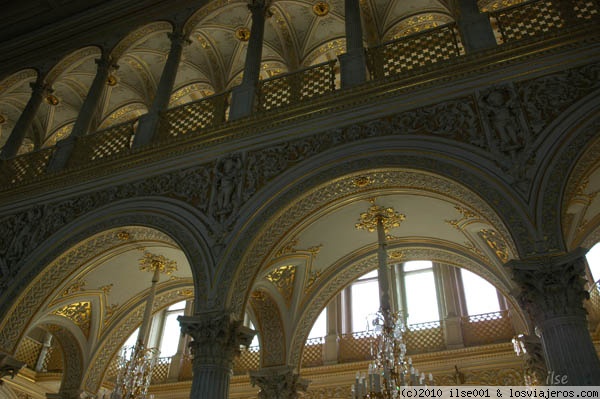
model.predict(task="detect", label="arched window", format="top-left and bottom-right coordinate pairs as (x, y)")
top-left (157, 301), bottom-right (186, 357)
top-left (402, 261), bottom-right (439, 324)
top-left (308, 308), bottom-right (327, 339)
top-left (460, 269), bottom-right (501, 316)
top-left (351, 270), bottom-right (380, 332)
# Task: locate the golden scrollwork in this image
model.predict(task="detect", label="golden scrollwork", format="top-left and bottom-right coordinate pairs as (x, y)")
top-left (53, 301), bottom-right (91, 336)
top-left (266, 265), bottom-right (296, 305)
top-left (62, 279), bottom-right (86, 297)
top-left (355, 203), bottom-right (405, 234)
top-left (117, 231), bottom-right (130, 241)
top-left (479, 229), bottom-right (509, 262)
top-left (138, 251), bottom-right (177, 274)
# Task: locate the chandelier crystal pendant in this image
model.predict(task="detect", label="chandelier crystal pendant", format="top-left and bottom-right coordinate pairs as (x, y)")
top-left (352, 200), bottom-right (433, 398)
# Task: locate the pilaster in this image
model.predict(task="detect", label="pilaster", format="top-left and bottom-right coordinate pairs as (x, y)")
top-left (179, 312), bottom-right (254, 399)
top-left (249, 365), bottom-right (309, 399)
top-left (510, 248), bottom-right (600, 385)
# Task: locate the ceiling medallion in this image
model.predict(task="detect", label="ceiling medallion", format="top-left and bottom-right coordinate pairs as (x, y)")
top-left (353, 175), bottom-right (373, 188)
top-left (138, 251), bottom-right (178, 274)
top-left (313, 1), bottom-right (330, 16)
top-left (45, 94), bottom-right (59, 106)
top-left (107, 75), bottom-right (118, 86)
top-left (235, 27), bottom-right (251, 42)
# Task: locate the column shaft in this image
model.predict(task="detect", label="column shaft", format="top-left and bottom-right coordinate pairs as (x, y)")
top-left (133, 30), bottom-right (189, 148)
top-left (339, 0), bottom-right (366, 88)
top-left (510, 248), bottom-right (600, 385)
top-left (230, 0), bottom-right (269, 120)
top-left (452, 0), bottom-right (496, 52)
top-left (179, 312), bottom-right (255, 399)
top-left (0, 76), bottom-right (51, 159)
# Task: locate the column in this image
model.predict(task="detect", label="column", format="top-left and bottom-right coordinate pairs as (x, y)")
top-left (0, 75), bottom-right (52, 160)
top-left (509, 248), bottom-right (600, 385)
top-left (0, 352), bottom-right (25, 379)
top-left (451, 0), bottom-right (496, 52)
top-left (436, 264), bottom-right (465, 348)
top-left (249, 365), bottom-right (309, 399)
top-left (323, 296), bottom-right (339, 364)
top-left (339, 0), bottom-right (367, 88)
top-left (133, 28), bottom-right (190, 148)
top-left (35, 332), bottom-right (53, 372)
top-left (47, 53), bottom-right (117, 171)
top-left (229, 0), bottom-right (269, 120)
top-left (179, 312), bottom-right (255, 399)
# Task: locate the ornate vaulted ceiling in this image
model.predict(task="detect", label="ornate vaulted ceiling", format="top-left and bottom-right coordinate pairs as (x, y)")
top-left (0, 0), bottom-right (455, 153)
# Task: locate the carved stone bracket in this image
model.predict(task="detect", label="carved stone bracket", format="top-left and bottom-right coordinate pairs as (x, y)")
top-left (509, 248), bottom-right (589, 325)
top-left (178, 312), bottom-right (255, 368)
top-left (0, 352), bottom-right (25, 380)
top-left (250, 366), bottom-right (310, 399)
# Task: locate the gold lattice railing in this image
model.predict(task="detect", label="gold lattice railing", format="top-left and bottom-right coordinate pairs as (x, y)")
top-left (232, 346), bottom-right (260, 375)
top-left (151, 357), bottom-right (171, 383)
top-left (367, 23), bottom-right (463, 80)
top-left (405, 321), bottom-right (445, 354)
top-left (14, 336), bottom-right (43, 370)
top-left (256, 60), bottom-right (337, 112)
top-left (301, 337), bottom-right (324, 368)
top-left (159, 92), bottom-right (229, 140)
top-left (339, 330), bottom-right (377, 363)
top-left (489, 0), bottom-right (599, 44)
top-left (68, 121), bottom-right (136, 168)
top-left (461, 310), bottom-right (515, 346)
top-left (0, 147), bottom-right (55, 187)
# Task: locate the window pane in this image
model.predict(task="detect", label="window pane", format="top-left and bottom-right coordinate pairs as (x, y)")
top-left (358, 269), bottom-right (378, 280)
top-left (404, 260), bottom-right (432, 272)
top-left (461, 269), bottom-right (500, 315)
top-left (405, 270), bottom-right (439, 324)
top-left (123, 328), bottom-right (139, 349)
top-left (168, 300), bottom-right (186, 311)
top-left (308, 308), bottom-right (327, 339)
top-left (351, 280), bottom-right (380, 331)
top-left (159, 312), bottom-right (183, 357)
top-left (587, 243), bottom-right (600, 283)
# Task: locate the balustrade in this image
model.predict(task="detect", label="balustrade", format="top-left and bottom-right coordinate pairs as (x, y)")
top-left (488, 0), bottom-right (599, 44)
top-left (256, 60), bottom-right (338, 112)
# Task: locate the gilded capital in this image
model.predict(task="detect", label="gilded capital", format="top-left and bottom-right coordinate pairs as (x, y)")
top-left (179, 312), bottom-right (255, 366)
top-left (509, 248), bottom-right (589, 324)
top-left (250, 366), bottom-right (309, 399)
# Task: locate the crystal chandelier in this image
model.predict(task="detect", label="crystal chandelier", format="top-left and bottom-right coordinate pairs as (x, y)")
top-left (352, 201), bottom-right (433, 398)
top-left (112, 253), bottom-right (176, 399)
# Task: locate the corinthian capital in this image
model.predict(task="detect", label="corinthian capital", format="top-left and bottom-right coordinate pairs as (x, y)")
top-left (178, 312), bottom-right (255, 366)
top-left (250, 366), bottom-right (309, 399)
top-left (509, 248), bottom-right (589, 324)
